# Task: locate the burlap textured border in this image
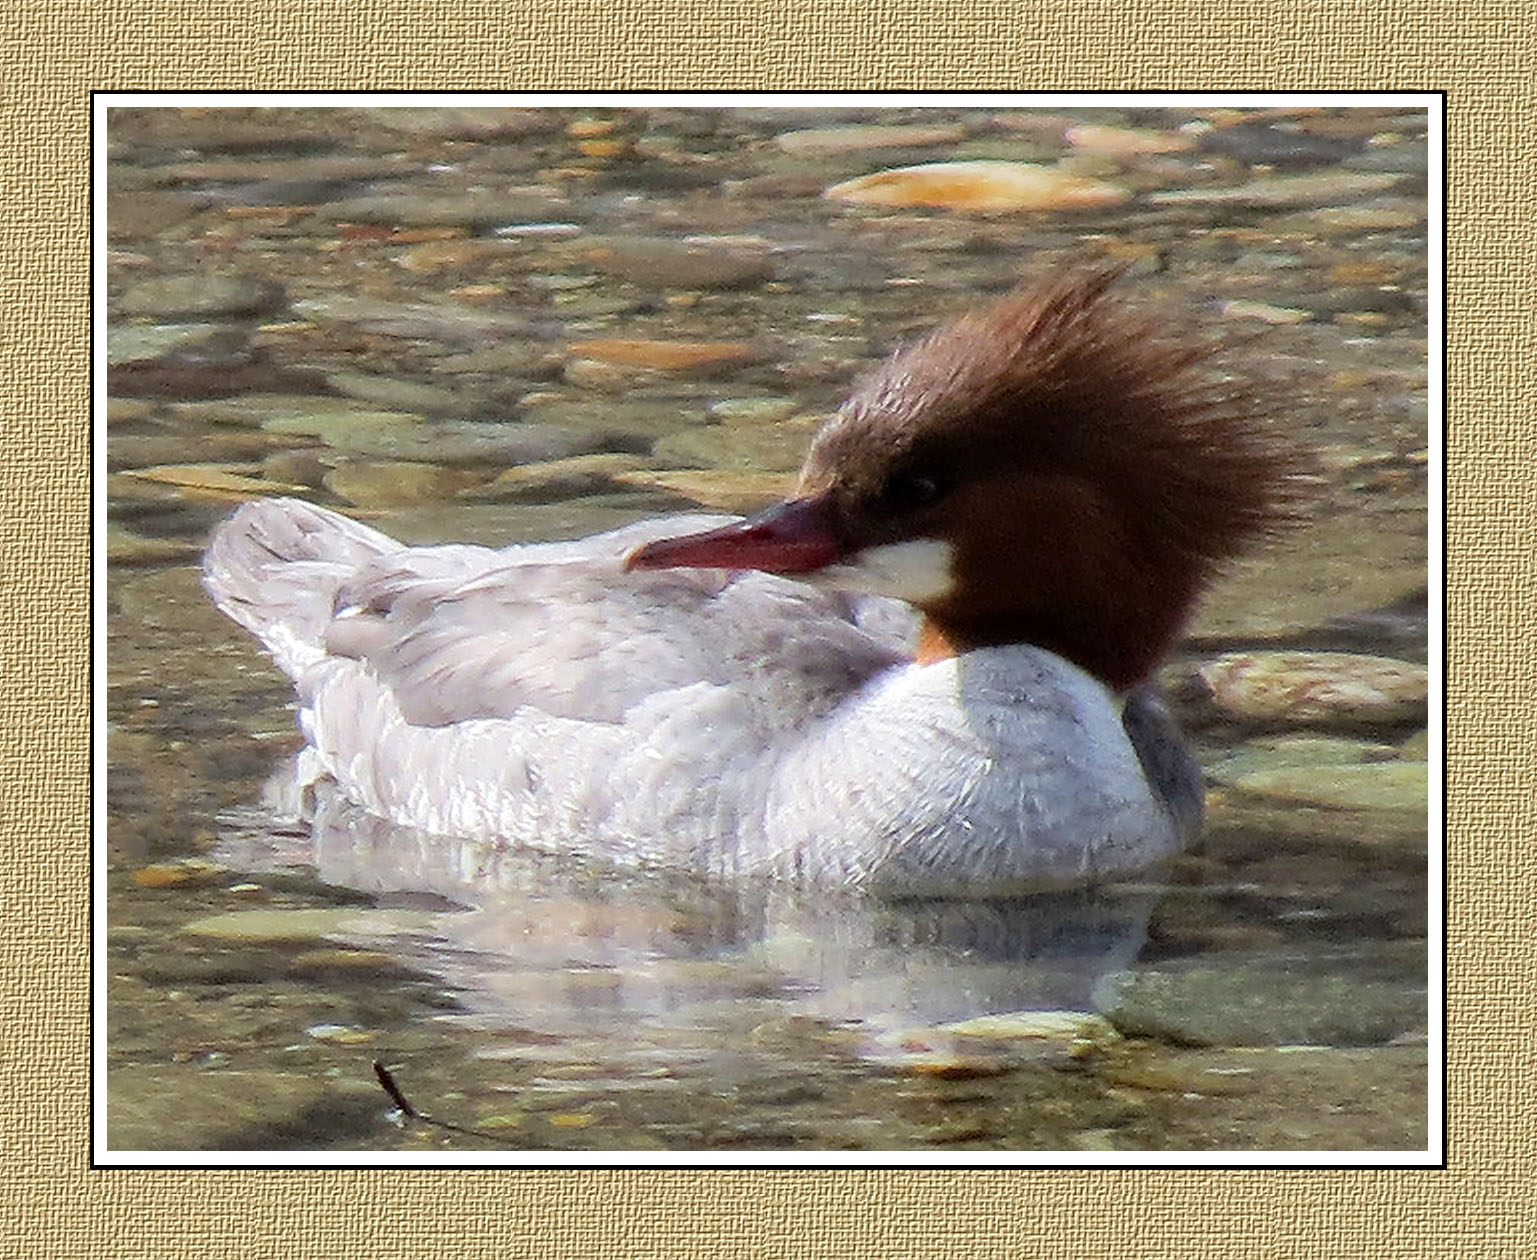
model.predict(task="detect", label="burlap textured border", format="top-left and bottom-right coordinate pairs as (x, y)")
top-left (6, 1), bottom-right (1521, 1254)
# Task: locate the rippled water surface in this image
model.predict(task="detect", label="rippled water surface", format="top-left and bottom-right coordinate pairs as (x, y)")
top-left (102, 103), bottom-right (1433, 1155)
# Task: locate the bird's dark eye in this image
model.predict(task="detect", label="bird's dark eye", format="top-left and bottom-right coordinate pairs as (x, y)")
top-left (874, 470), bottom-right (944, 513)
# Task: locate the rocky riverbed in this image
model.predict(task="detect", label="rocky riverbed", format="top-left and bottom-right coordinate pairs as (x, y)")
top-left (103, 103), bottom-right (1431, 1154)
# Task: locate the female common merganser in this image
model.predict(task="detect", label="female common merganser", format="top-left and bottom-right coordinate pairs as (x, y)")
top-left (203, 268), bottom-right (1308, 896)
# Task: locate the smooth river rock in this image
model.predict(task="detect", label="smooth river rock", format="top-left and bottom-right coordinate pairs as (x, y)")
top-left (1192, 650), bottom-right (1428, 730)
top-left (1094, 947), bottom-right (1426, 1047)
top-left (323, 460), bottom-right (485, 508)
top-left (1149, 171), bottom-right (1402, 209)
top-left (117, 274), bottom-right (286, 319)
top-left (774, 123), bottom-right (968, 155)
top-left (825, 161), bottom-right (1130, 212)
top-left (1228, 760), bottom-right (1428, 813)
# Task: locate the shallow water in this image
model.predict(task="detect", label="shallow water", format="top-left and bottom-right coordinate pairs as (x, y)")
top-left (102, 103), bottom-right (1432, 1155)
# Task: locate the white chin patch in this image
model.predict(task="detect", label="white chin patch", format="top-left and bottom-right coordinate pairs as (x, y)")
top-left (807, 539), bottom-right (955, 603)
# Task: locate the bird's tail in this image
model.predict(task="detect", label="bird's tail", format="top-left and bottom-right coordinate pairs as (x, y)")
top-left (202, 498), bottom-right (401, 678)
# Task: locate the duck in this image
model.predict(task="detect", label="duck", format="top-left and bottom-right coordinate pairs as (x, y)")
top-left (202, 267), bottom-right (1308, 897)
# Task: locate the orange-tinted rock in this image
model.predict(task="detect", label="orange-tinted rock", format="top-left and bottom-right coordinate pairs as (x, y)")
top-left (1064, 124), bottom-right (1193, 156)
top-left (824, 161), bottom-right (1129, 212)
top-left (565, 338), bottom-right (759, 372)
top-left (575, 138), bottom-right (634, 160)
top-left (132, 860), bottom-right (229, 889)
top-left (567, 118), bottom-right (622, 139)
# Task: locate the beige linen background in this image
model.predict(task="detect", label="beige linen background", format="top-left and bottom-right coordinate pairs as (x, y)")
top-left (5, 0), bottom-right (1521, 1255)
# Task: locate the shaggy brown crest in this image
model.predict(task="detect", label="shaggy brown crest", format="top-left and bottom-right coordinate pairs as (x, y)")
top-left (797, 267), bottom-right (1315, 688)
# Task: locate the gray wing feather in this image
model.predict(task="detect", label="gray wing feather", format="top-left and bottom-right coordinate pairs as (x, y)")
top-left (203, 498), bottom-right (911, 730)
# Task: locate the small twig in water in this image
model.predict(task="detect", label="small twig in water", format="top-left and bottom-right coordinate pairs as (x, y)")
top-left (371, 1059), bottom-right (523, 1147)
top-left (372, 1060), bottom-right (418, 1117)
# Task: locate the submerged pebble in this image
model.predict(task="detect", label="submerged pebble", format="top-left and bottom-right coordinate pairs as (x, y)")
top-left (1094, 950), bottom-right (1426, 1047)
top-left (316, 191), bottom-right (569, 228)
top-left (1220, 299), bottom-right (1313, 324)
top-left (706, 397), bottom-right (800, 424)
top-left (118, 274), bottom-right (286, 319)
top-left (773, 123), bottom-right (968, 155)
top-left (1198, 123), bottom-right (1365, 167)
top-left (1271, 202), bottom-right (1426, 232)
top-left (305, 1023), bottom-right (377, 1045)
top-left (1194, 650), bottom-right (1428, 730)
top-left (120, 463), bottom-right (305, 498)
top-left (434, 342), bottom-right (567, 378)
top-left (106, 398), bottom-right (157, 425)
top-left (577, 236), bottom-right (774, 290)
top-left (613, 468), bottom-right (791, 511)
top-left (262, 411), bottom-right (608, 466)
top-left (260, 449), bottom-right (332, 487)
top-left (461, 453), bottom-right (657, 502)
top-left (523, 398), bottom-right (712, 441)
top-left (653, 422), bottom-right (813, 472)
top-left (935, 1010), bottom-right (1121, 1046)
top-left (108, 323), bottom-right (240, 366)
top-left (291, 296), bottom-right (544, 343)
top-left (1149, 170), bottom-right (1402, 208)
top-left (323, 371), bottom-right (477, 416)
top-left (1206, 735), bottom-right (1398, 786)
top-left (180, 907), bottom-right (449, 945)
top-left (166, 394), bottom-right (389, 428)
top-left (564, 338), bottom-right (761, 374)
top-left (362, 107), bottom-right (559, 139)
top-left (132, 859), bottom-right (230, 889)
top-left (1064, 124), bottom-right (1192, 155)
top-left (323, 460), bottom-right (485, 508)
top-left (1228, 760), bottom-right (1428, 813)
top-left (109, 428), bottom-right (290, 469)
top-left (258, 409), bottom-right (423, 451)
top-left (288, 949), bottom-right (408, 978)
top-left (105, 524), bottom-right (202, 566)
